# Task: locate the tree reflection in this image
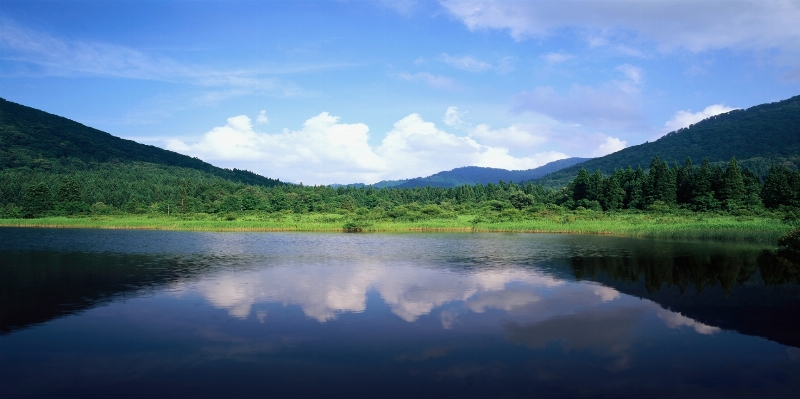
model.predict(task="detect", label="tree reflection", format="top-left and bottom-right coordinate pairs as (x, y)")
top-left (571, 250), bottom-right (763, 296)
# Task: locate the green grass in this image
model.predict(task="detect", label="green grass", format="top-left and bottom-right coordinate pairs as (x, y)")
top-left (0, 211), bottom-right (793, 242)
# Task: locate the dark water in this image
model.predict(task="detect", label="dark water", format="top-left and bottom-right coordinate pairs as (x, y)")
top-left (2, 228), bottom-right (800, 398)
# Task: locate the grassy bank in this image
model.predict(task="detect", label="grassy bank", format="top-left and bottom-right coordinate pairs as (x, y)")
top-left (0, 211), bottom-right (793, 242)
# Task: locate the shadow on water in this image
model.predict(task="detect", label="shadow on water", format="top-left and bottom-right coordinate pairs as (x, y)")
top-left (0, 251), bottom-right (223, 334)
top-left (569, 246), bottom-right (800, 348)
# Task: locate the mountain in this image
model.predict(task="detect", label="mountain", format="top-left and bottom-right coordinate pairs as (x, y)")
top-left (337, 157), bottom-right (590, 189)
top-left (395, 158), bottom-right (591, 188)
top-left (0, 98), bottom-right (282, 187)
top-left (534, 94), bottom-right (800, 187)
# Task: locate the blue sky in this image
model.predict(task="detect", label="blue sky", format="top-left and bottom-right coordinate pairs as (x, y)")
top-left (2, 0), bottom-right (800, 184)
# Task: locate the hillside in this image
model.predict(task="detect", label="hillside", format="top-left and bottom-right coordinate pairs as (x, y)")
top-left (338, 157), bottom-right (590, 189)
top-left (0, 98), bottom-right (282, 187)
top-left (535, 94), bottom-right (800, 187)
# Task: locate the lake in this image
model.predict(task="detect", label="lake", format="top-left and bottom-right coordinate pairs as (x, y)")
top-left (2, 227), bottom-right (799, 398)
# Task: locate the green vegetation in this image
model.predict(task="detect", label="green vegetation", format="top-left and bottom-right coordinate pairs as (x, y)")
top-left (535, 94), bottom-right (800, 187)
top-left (0, 98), bottom-right (282, 187)
top-left (2, 96), bottom-right (800, 242)
top-left (1, 152), bottom-right (799, 240)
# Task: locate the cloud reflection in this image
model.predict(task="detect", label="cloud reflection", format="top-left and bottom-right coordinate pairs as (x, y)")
top-left (191, 262), bottom-right (562, 322)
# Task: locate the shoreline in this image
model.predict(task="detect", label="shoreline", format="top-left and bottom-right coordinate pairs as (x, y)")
top-left (0, 213), bottom-right (792, 242)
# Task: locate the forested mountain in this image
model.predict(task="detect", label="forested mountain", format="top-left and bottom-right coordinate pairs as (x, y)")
top-left (0, 98), bottom-right (282, 187)
top-left (339, 157), bottom-right (590, 188)
top-left (535, 95), bottom-right (800, 187)
top-left (394, 158), bottom-right (591, 188)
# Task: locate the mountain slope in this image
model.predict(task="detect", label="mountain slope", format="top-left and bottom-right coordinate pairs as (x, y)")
top-left (395, 158), bottom-right (590, 188)
top-left (0, 98), bottom-right (282, 187)
top-left (535, 94), bottom-right (800, 187)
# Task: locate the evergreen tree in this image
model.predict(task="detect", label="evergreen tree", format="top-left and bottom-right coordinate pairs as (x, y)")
top-left (676, 157), bottom-right (693, 205)
top-left (571, 168), bottom-right (591, 202)
top-left (647, 156), bottom-right (677, 205)
top-left (691, 159), bottom-right (718, 210)
top-left (762, 165), bottom-right (796, 208)
top-left (718, 157), bottom-right (745, 205)
top-left (22, 182), bottom-right (52, 218)
top-left (588, 170), bottom-right (603, 202)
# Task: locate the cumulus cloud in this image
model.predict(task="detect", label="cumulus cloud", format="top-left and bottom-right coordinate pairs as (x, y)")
top-left (663, 104), bottom-right (738, 133)
top-left (166, 110), bottom-right (567, 184)
top-left (440, 0), bottom-right (800, 53)
top-left (593, 136), bottom-right (627, 157)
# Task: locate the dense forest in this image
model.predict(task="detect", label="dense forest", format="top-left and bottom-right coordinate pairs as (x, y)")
top-left (2, 155), bottom-right (799, 221)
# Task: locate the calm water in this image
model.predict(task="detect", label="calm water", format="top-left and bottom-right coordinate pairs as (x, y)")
top-left (2, 228), bottom-right (799, 398)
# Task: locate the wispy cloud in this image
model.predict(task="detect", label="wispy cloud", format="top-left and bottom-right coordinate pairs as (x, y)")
top-left (440, 53), bottom-right (514, 73)
top-left (397, 71), bottom-right (456, 89)
top-left (441, 0), bottom-right (800, 53)
top-left (542, 52), bottom-right (573, 65)
top-left (512, 65), bottom-right (646, 130)
top-left (0, 19), bottom-right (343, 98)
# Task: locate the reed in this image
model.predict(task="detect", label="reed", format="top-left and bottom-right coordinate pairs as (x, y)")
top-left (0, 211), bottom-right (792, 242)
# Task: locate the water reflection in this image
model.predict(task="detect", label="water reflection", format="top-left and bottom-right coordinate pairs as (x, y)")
top-left (2, 228), bottom-right (800, 398)
top-left (189, 264), bottom-right (564, 322)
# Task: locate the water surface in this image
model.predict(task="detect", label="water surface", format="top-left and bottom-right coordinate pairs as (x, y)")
top-left (2, 228), bottom-right (799, 398)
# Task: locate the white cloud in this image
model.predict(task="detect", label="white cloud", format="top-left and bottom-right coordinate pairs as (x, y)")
top-left (468, 123), bottom-right (547, 150)
top-left (0, 20), bottom-right (335, 100)
top-left (594, 136), bottom-right (627, 157)
top-left (443, 106), bottom-right (468, 128)
top-left (542, 52), bottom-right (573, 65)
top-left (615, 64), bottom-right (642, 85)
top-left (663, 104), bottom-right (738, 133)
top-left (439, 53), bottom-right (514, 73)
top-left (165, 111), bottom-right (567, 184)
top-left (397, 71), bottom-right (455, 89)
top-left (440, 0), bottom-right (800, 53)
top-left (256, 110), bottom-right (269, 125)
top-left (440, 53), bottom-right (492, 72)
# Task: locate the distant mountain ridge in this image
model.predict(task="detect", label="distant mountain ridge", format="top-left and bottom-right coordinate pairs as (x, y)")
top-left (534, 94), bottom-right (800, 187)
top-left (337, 157), bottom-right (590, 188)
top-left (0, 98), bottom-right (282, 187)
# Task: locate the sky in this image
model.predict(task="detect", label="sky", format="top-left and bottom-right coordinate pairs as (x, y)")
top-left (2, 0), bottom-right (800, 185)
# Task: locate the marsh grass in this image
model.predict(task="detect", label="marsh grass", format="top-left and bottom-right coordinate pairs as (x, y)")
top-left (0, 210), bottom-right (792, 242)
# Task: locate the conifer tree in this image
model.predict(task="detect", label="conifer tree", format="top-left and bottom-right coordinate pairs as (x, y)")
top-left (719, 157), bottom-right (745, 205)
top-left (691, 159), bottom-right (717, 210)
top-left (571, 168), bottom-right (590, 202)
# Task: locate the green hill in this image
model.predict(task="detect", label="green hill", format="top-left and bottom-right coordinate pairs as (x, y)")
top-left (394, 158), bottom-right (591, 188)
top-left (535, 94), bottom-right (800, 187)
top-left (0, 98), bottom-right (282, 187)
top-left (337, 158), bottom-right (590, 189)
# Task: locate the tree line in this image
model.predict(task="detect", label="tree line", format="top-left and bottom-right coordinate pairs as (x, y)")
top-left (1, 156), bottom-right (799, 219)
